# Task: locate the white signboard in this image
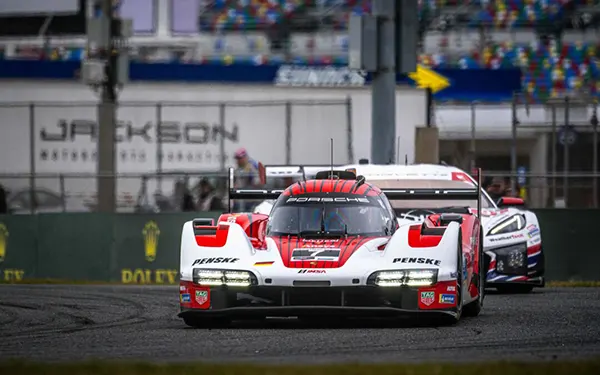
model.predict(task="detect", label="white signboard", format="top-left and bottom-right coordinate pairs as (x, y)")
top-left (0, 0), bottom-right (79, 15)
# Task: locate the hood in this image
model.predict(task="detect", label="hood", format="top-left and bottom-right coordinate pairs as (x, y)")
top-left (269, 236), bottom-right (385, 268)
top-left (478, 207), bottom-right (523, 230)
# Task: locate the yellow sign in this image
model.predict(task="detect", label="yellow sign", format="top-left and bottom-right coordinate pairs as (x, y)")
top-left (121, 269), bottom-right (178, 284)
top-left (142, 221), bottom-right (160, 262)
top-left (408, 64), bottom-right (450, 94)
top-left (0, 223), bottom-right (8, 263)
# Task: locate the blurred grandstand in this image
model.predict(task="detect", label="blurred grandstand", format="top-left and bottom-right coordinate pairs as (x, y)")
top-left (0, 0), bottom-right (599, 101)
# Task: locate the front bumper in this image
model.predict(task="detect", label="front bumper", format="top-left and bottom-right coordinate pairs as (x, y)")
top-left (485, 243), bottom-right (545, 287)
top-left (178, 280), bottom-right (459, 319)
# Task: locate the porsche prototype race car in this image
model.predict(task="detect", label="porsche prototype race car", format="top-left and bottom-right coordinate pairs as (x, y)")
top-left (253, 163), bottom-right (545, 293)
top-left (178, 167), bottom-right (486, 327)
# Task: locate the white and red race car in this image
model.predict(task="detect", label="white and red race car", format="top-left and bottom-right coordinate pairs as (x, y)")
top-left (178, 167), bottom-right (486, 327)
top-left (254, 163), bottom-right (545, 293)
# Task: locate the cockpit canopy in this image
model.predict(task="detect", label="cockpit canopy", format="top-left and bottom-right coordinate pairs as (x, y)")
top-left (266, 193), bottom-right (395, 237)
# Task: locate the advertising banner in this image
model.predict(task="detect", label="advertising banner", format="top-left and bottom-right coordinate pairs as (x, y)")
top-left (0, 60), bottom-right (522, 102)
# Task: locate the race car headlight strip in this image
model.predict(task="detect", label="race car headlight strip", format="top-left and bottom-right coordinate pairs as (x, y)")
top-left (367, 269), bottom-right (438, 287)
top-left (488, 214), bottom-right (526, 236)
top-left (193, 269), bottom-right (258, 286)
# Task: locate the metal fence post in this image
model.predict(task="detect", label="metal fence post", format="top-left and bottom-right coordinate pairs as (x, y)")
top-left (469, 101), bottom-right (476, 172)
top-left (60, 174), bottom-right (66, 212)
top-left (592, 103), bottom-right (598, 208)
top-left (563, 96), bottom-right (570, 207)
top-left (285, 101), bottom-right (291, 165)
top-left (346, 96), bottom-right (354, 164)
top-left (510, 94), bottom-right (518, 196)
top-left (29, 102), bottom-right (36, 214)
top-left (219, 102), bottom-right (226, 171)
top-left (551, 104), bottom-right (557, 206)
top-left (155, 102), bottom-right (163, 193)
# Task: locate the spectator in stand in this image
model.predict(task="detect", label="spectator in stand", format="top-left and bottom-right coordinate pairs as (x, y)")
top-left (197, 178), bottom-right (226, 212)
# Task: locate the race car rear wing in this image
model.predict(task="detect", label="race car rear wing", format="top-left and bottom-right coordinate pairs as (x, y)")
top-left (264, 164), bottom-right (342, 182)
top-left (227, 166), bottom-right (483, 217)
top-left (227, 167), bottom-right (283, 211)
top-left (381, 168), bottom-right (483, 218)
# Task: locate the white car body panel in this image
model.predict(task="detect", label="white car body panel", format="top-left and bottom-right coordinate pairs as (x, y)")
top-left (180, 220), bottom-right (463, 290)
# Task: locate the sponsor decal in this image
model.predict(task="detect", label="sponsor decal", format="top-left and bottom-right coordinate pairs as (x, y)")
top-left (450, 272), bottom-right (458, 278)
top-left (480, 208), bottom-right (510, 217)
top-left (447, 285), bottom-right (456, 292)
top-left (192, 257), bottom-right (240, 266)
top-left (527, 224), bottom-right (540, 238)
top-left (142, 221), bottom-right (160, 262)
top-left (121, 269), bottom-right (179, 284)
top-left (0, 223), bottom-right (7, 263)
top-left (254, 261), bottom-right (274, 266)
top-left (274, 65), bottom-right (367, 87)
top-left (119, 221), bottom-right (177, 284)
top-left (180, 293), bottom-right (191, 303)
top-left (530, 236), bottom-right (542, 246)
top-left (38, 119), bottom-right (239, 166)
top-left (301, 239), bottom-right (339, 248)
top-left (286, 197), bottom-right (370, 204)
top-left (489, 233), bottom-right (525, 242)
top-left (179, 285), bottom-right (187, 292)
top-left (420, 291), bottom-right (435, 306)
top-left (195, 290), bottom-right (208, 305)
top-left (393, 257), bottom-right (441, 266)
top-left (291, 248), bottom-right (341, 262)
top-left (0, 223), bottom-right (25, 282)
top-left (439, 294), bottom-right (456, 304)
top-left (298, 269), bottom-right (326, 274)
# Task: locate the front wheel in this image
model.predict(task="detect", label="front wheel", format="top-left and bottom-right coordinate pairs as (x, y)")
top-left (463, 226), bottom-right (484, 317)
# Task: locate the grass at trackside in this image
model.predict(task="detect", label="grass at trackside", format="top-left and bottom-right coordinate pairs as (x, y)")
top-left (0, 359), bottom-right (599, 375)
top-left (546, 281), bottom-right (600, 287)
top-left (2, 279), bottom-right (600, 287)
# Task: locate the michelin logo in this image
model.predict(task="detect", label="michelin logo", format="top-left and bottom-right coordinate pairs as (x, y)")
top-left (274, 65), bottom-right (367, 87)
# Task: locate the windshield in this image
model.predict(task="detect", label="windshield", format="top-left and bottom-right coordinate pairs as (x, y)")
top-left (370, 179), bottom-right (493, 209)
top-left (267, 199), bottom-right (392, 237)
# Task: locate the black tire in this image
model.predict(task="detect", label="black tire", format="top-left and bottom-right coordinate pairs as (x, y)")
top-left (463, 225), bottom-right (484, 317)
top-left (496, 285), bottom-right (534, 294)
top-left (440, 233), bottom-right (463, 326)
top-left (183, 316), bottom-right (230, 328)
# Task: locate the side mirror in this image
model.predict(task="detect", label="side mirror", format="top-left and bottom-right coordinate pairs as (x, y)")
top-left (496, 196), bottom-right (525, 208)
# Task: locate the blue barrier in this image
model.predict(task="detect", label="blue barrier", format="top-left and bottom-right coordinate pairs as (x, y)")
top-left (0, 59), bottom-right (522, 102)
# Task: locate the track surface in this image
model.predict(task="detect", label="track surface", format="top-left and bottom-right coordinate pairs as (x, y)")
top-left (0, 285), bottom-right (599, 363)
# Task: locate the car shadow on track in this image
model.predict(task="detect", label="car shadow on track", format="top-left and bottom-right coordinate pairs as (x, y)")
top-left (179, 315), bottom-right (485, 330)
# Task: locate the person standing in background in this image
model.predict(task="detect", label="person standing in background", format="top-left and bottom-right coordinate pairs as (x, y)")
top-left (197, 178), bottom-right (226, 212)
top-left (233, 148), bottom-right (263, 211)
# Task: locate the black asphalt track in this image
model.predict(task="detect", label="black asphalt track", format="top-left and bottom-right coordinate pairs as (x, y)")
top-left (0, 285), bottom-right (599, 363)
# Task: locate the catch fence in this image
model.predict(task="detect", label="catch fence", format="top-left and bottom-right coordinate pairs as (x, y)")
top-left (0, 99), bottom-right (353, 212)
top-left (436, 95), bottom-right (600, 208)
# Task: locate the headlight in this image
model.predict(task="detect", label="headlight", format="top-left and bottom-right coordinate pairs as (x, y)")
top-left (368, 269), bottom-right (438, 287)
top-left (193, 269), bottom-right (257, 286)
top-left (493, 244), bottom-right (527, 275)
top-left (488, 214), bottom-right (526, 236)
